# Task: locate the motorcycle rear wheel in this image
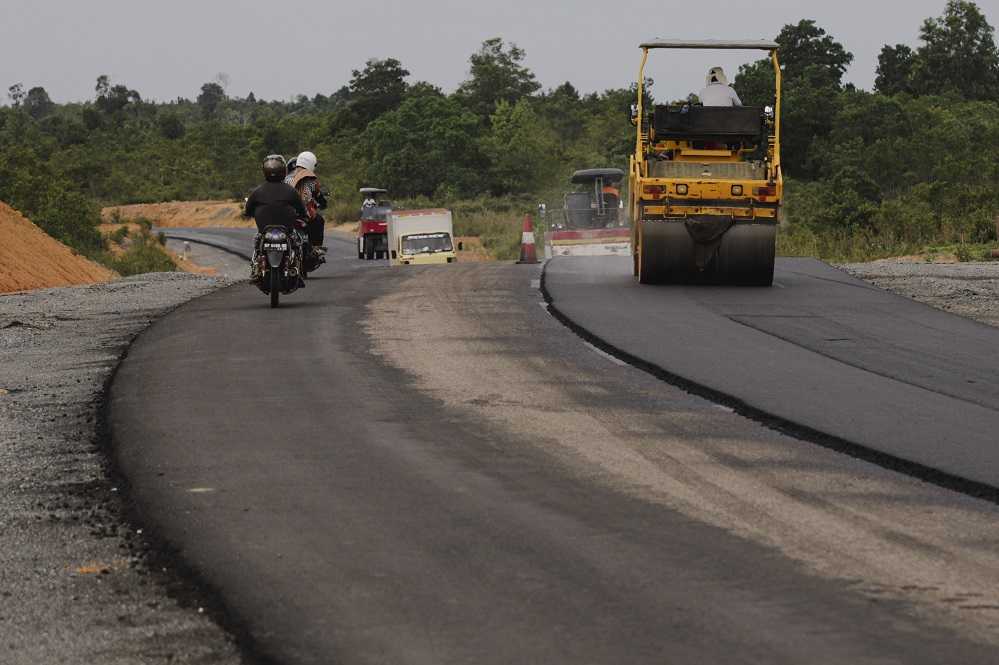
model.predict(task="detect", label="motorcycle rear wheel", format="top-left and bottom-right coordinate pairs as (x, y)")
top-left (269, 269), bottom-right (280, 308)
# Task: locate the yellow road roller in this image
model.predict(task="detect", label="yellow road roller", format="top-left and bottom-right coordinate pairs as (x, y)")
top-left (629, 39), bottom-right (782, 286)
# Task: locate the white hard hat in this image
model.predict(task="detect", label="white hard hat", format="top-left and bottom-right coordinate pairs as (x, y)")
top-left (707, 67), bottom-right (728, 86)
top-left (297, 151), bottom-right (317, 172)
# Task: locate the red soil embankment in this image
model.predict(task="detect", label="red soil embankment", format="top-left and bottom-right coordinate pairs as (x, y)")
top-left (0, 202), bottom-right (116, 294)
top-left (103, 201), bottom-right (253, 228)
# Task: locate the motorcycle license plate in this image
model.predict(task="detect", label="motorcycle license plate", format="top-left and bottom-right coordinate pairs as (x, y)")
top-left (263, 243), bottom-right (288, 250)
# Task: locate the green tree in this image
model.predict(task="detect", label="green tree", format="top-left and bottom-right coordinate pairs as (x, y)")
top-left (347, 58), bottom-right (409, 121)
top-left (910, 0), bottom-right (999, 100)
top-left (481, 99), bottom-right (556, 194)
top-left (405, 81), bottom-right (445, 100)
top-left (776, 19), bottom-right (853, 83)
top-left (358, 95), bottom-right (481, 196)
top-left (875, 44), bottom-right (915, 95)
top-left (456, 38), bottom-right (541, 120)
top-left (732, 60), bottom-right (775, 107)
top-left (197, 82), bottom-right (226, 118)
top-left (535, 82), bottom-right (588, 144)
top-left (783, 65), bottom-right (846, 177)
top-left (157, 112), bottom-right (185, 139)
top-left (735, 20), bottom-right (853, 177)
top-left (95, 75), bottom-right (140, 116)
top-left (736, 19), bottom-right (852, 104)
top-left (24, 86), bottom-right (55, 120)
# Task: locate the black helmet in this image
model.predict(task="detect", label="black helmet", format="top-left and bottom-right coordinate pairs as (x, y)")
top-left (263, 154), bottom-right (287, 182)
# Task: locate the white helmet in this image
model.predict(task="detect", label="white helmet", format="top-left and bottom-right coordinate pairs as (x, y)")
top-left (296, 151), bottom-right (317, 172)
top-left (706, 66), bottom-right (728, 86)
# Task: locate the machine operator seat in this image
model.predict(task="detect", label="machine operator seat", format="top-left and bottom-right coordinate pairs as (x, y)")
top-left (653, 104), bottom-right (764, 142)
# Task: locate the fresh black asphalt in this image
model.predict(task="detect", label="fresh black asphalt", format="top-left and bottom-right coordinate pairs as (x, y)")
top-left (545, 255), bottom-right (999, 491)
top-left (109, 237), bottom-right (998, 663)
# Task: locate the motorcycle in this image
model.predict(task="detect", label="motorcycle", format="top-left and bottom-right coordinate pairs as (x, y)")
top-left (254, 225), bottom-right (303, 308)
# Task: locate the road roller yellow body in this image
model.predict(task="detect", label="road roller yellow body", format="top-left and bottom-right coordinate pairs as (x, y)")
top-left (629, 39), bottom-right (782, 285)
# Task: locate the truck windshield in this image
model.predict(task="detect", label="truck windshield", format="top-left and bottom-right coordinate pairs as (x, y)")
top-left (402, 232), bottom-right (453, 254)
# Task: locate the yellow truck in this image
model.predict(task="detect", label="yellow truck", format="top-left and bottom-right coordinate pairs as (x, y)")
top-left (630, 39), bottom-right (782, 285)
top-left (387, 209), bottom-right (459, 266)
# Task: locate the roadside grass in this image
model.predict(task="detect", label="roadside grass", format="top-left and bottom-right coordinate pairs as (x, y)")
top-left (98, 221), bottom-right (177, 276)
top-left (777, 226), bottom-right (922, 262)
top-left (407, 195), bottom-right (538, 261)
top-left (919, 242), bottom-right (998, 263)
top-left (778, 224), bottom-right (999, 263)
top-left (454, 211), bottom-right (524, 260)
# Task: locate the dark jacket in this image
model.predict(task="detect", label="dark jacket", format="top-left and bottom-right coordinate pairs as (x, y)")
top-left (245, 181), bottom-right (307, 233)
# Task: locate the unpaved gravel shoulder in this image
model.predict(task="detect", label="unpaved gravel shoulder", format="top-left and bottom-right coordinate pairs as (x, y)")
top-left (842, 260), bottom-right (999, 328)
top-left (0, 273), bottom-right (241, 664)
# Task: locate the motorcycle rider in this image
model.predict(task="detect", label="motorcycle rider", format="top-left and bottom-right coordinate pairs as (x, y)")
top-left (285, 150), bottom-right (328, 260)
top-left (245, 154), bottom-right (307, 283)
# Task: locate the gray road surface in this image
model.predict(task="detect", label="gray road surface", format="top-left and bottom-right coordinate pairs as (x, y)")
top-left (109, 239), bottom-right (999, 664)
top-left (165, 238), bottom-right (249, 279)
top-left (545, 256), bottom-right (999, 491)
top-left (158, 227), bottom-right (257, 260)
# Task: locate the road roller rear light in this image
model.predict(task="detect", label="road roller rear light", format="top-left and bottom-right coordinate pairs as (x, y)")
top-left (675, 184), bottom-right (688, 195)
top-left (731, 185), bottom-right (743, 196)
top-left (754, 185), bottom-right (777, 197)
top-left (643, 185), bottom-right (666, 196)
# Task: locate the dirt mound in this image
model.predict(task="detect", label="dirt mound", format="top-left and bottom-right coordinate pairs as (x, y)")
top-left (103, 200), bottom-right (253, 228)
top-left (0, 202), bottom-right (116, 294)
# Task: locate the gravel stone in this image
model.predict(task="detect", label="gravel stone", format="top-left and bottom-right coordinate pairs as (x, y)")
top-left (0, 272), bottom-right (241, 664)
top-left (841, 260), bottom-right (999, 328)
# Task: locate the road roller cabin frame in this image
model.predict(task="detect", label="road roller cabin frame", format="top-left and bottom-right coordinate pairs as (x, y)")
top-left (630, 39), bottom-right (782, 285)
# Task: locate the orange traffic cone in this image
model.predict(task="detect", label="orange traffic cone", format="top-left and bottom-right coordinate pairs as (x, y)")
top-left (516, 214), bottom-right (539, 264)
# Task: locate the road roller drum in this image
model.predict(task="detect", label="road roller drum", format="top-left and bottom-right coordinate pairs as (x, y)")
top-left (638, 221), bottom-right (775, 285)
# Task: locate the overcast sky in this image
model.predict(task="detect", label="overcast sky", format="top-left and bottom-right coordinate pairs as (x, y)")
top-left (1, 0), bottom-right (995, 104)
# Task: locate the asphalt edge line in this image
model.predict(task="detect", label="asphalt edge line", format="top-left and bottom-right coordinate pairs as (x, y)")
top-left (538, 260), bottom-right (999, 506)
top-left (96, 280), bottom-right (278, 665)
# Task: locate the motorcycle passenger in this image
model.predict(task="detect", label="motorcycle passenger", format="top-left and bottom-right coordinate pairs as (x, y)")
top-left (285, 150), bottom-right (328, 257)
top-left (245, 154), bottom-right (307, 283)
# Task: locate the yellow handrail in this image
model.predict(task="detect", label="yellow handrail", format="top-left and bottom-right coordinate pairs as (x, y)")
top-left (636, 48), bottom-right (649, 161)
top-left (771, 49), bottom-right (782, 179)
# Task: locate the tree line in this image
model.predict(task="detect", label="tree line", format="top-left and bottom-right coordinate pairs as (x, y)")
top-left (732, 1), bottom-right (999, 255)
top-left (1, 0), bottom-right (997, 261)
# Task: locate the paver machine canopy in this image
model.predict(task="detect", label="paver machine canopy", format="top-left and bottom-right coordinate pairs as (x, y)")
top-left (630, 39), bottom-right (782, 286)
